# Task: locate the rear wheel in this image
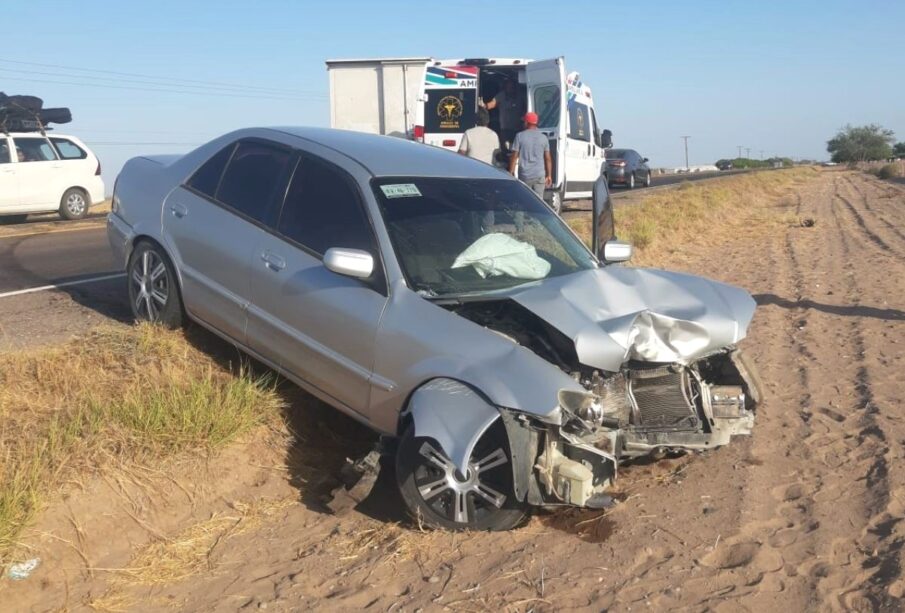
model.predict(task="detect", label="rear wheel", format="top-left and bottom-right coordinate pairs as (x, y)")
top-left (396, 420), bottom-right (527, 531)
top-left (644, 171), bottom-right (652, 187)
top-left (127, 241), bottom-right (184, 328)
top-left (59, 188), bottom-right (88, 220)
top-left (627, 173), bottom-right (636, 189)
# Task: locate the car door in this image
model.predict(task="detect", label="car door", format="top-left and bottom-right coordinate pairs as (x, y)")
top-left (526, 58), bottom-right (567, 194)
top-left (589, 106), bottom-right (606, 178)
top-left (0, 137), bottom-right (17, 210)
top-left (11, 135), bottom-right (61, 210)
top-left (161, 139), bottom-right (293, 342)
top-left (246, 149), bottom-right (388, 415)
top-left (564, 99), bottom-right (597, 197)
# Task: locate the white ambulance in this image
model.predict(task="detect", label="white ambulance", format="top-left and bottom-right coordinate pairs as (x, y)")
top-left (326, 57), bottom-right (611, 207)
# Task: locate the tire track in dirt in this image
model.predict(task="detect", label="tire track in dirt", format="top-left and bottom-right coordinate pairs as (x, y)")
top-left (841, 174), bottom-right (905, 247)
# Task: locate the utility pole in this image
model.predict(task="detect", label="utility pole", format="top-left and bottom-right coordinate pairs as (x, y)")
top-left (737, 145), bottom-right (743, 159)
top-left (681, 135), bottom-right (691, 170)
top-left (745, 147), bottom-right (751, 159)
top-left (760, 150), bottom-right (764, 160)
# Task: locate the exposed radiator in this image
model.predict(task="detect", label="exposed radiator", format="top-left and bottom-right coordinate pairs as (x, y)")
top-left (627, 368), bottom-right (699, 430)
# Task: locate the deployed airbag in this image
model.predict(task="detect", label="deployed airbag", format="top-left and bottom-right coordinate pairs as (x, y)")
top-left (452, 233), bottom-right (551, 280)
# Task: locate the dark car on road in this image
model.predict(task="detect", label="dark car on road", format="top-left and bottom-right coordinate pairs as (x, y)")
top-left (605, 149), bottom-right (651, 189)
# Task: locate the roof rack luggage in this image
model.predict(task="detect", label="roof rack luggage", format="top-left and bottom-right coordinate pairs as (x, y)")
top-left (0, 92), bottom-right (72, 134)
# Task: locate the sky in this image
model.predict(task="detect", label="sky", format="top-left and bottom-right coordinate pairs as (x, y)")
top-left (4, 0), bottom-right (904, 190)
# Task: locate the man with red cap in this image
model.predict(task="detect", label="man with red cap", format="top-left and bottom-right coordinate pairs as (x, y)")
top-left (509, 111), bottom-right (555, 211)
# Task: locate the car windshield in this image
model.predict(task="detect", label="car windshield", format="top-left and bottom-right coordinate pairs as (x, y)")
top-left (373, 177), bottom-right (596, 298)
top-left (607, 149), bottom-right (627, 159)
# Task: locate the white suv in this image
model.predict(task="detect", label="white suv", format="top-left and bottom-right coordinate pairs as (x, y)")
top-left (0, 132), bottom-right (105, 222)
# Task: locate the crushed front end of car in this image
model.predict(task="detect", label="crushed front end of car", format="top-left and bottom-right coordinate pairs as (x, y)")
top-left (498, 347), bottom-right (762, 510)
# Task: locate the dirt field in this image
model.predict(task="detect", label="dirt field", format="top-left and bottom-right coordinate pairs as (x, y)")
top-left (3, 171), bottom-right (905, 611)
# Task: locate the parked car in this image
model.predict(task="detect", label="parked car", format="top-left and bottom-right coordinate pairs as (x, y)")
top-left (605, 149), bottom-right (651, 189)
top-left (109, 127), bottom-right (762, 531)
top-left (0, 132), bottom-right (105, 222)
top-left (716, 160), bottom-right (733, 171)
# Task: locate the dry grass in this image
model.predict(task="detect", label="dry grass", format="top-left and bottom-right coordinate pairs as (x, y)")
top-left (568, 168), bottom-right (818, 267)
top-left (0, 324), bottom-right (283, 566)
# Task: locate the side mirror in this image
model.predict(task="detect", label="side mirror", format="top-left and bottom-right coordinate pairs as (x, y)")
top-left (324, 248), bottom-right (374, 279)
top-left (642, 157), bottom-right (649, 163)
top-left (603, 240), bottom-right (633, 263)
top-left (591, 175), bottom-right (615, 258)
top-left (601, 129), bottom-right (613, 149)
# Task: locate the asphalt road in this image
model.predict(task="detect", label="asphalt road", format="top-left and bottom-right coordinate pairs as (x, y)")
top-left (0, 223), bottom-right (119, 294)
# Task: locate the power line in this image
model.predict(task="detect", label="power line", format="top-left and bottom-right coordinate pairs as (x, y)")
top-left (0, 66), bottom-right (324, 98)
top-left (0, 74), bottom-right (325, 101)
top-left (0, 57), bottom-right (310, 96)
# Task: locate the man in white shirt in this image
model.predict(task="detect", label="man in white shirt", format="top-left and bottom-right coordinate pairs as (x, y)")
top-left (458, 108), bottom-right (501, 166)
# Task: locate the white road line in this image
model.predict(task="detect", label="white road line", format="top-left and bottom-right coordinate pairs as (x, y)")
top-left (0, 272), bottom-right (126, 299)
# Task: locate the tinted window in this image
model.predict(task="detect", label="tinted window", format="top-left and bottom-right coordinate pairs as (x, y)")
top-left (187, 143), bottom-right (235, 198)
top-left (50, 137), bottom-right (88, 160)
top-left (278, 155), bottom-right (374, 256)
top-left (568, 102), bottom-right (591, 142)
top-left (216, 141), bottom-right (291, 224)
top-left (608, 149), bottom-right (627, 159)
top-left (0, 140), bottom-right (9, 164)
top-left (533, 85), bottom-right (560, 129)
top-left (13, 137), bottom-right (58, 162)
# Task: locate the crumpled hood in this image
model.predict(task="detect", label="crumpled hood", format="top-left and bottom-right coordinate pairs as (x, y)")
top-left (507, 267), bottom-right (756, 372)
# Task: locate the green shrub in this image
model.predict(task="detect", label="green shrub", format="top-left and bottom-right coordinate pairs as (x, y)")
top-left (877, 164), bottom-right (901, 180)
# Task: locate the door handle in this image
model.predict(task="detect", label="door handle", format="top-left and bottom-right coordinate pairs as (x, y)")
top-left (261, 250), bottom-right (286, 271)
top-left (169, 203), bottom-right (188, 218)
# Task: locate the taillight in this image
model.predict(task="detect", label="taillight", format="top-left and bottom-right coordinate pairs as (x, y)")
top-left (413, 125), bottom-right (425, 142)
top-left (608, 160), bottom-right (625, 167)
top-left (442, 139), bottom-right (456, 147)
top-left (95, 161), bottom-right (102, 175)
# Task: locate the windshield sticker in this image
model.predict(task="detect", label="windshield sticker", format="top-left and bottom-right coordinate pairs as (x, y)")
top-left (380, 183), bottom-right (422, 199)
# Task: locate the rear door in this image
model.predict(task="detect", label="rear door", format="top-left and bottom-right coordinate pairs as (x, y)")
top-left (11, 135), bottom-right (61, 209)
top-left (526, 58), bottom-right (567, 193)
top-left (162, 139), bottom-right (293, 342)
top-left (0, 137), bottom-right (17, 210)
top-left (422, 65), bottom-right (479, 151)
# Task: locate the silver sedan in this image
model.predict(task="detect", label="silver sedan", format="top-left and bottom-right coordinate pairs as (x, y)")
top-left (108, 127), bottom-right (762, 531)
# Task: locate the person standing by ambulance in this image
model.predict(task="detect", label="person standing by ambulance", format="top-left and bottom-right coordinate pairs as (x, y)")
top-left (482, 79), bottom-right (525, 149)
top-left (457, 107), bottom-right (500, 166)
top-left (509, 112), bottom-right (555, 212)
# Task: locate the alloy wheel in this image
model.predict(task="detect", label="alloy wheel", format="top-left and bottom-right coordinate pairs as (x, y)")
top-left (414, 440), bottom-right (509, 524)
top-left (131, 250), bottom-right (169, 321)
top-left (65, 192), bottom-right (86, 217)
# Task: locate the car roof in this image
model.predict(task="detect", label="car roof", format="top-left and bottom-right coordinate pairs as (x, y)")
top-left (3, 132), bottom-right (78, 139)
top-left (265, 127), bottom-right (510, 180)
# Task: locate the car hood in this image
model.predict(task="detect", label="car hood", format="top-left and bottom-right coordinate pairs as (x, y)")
top-left (506, 267), bottom-right (756, 372)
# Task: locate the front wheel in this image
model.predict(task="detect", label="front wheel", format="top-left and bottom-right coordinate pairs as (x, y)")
top-left (59, 188), bottom-right (89, 220)
top-left (127, 242), bottom-right (184, 328)
top-left (396, 420), bottom-right (527, 531)
top-left (644, 171), bottom-right (652, 187)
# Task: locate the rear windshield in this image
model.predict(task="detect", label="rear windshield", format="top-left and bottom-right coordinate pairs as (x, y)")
top-left (607, 149), bottom-right (627, 159)
top-left (373, 177), bottom-right (595, 298)
top-left (423, 89), bottom-right (477, 134)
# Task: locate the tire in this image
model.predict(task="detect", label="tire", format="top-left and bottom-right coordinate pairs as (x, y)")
top-left (396, 420), bottom-right (527, 531)
top-left (644, 171), bottom-right (652, 187)
top-left (59, 188), bottom-right (89, 220)
top-left (127, 241), bottom-right (184, 328)
top-left (0, 214), bottom-right (28, 224)
top-left (627, 173), bottom-right (636, 190)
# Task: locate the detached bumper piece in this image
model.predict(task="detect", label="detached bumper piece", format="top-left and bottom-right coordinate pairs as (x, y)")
top-left (526, 348), bottom-right (762, 509)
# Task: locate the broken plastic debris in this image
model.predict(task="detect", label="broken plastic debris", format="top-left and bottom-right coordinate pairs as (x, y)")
top-left (7, 558), bottom-right (40, 580)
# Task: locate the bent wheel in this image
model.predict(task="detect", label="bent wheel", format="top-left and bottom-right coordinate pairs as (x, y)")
top-left (127, 242), bottom-right (184, 328)
top-left (396, 420), bottom-right (527, 531)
